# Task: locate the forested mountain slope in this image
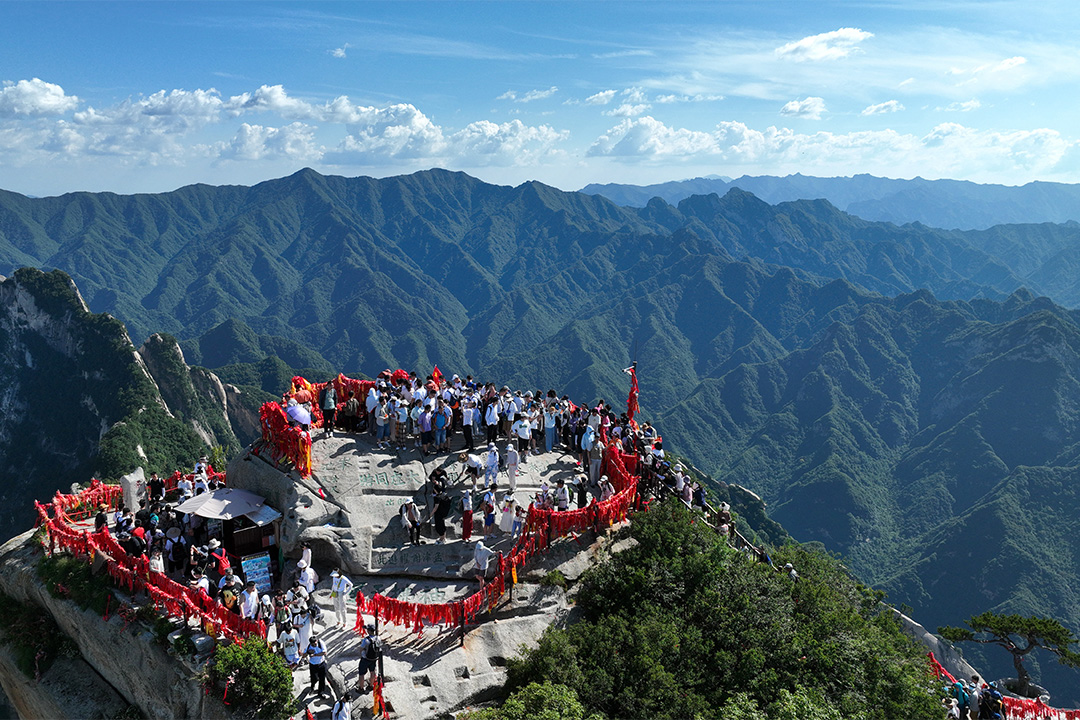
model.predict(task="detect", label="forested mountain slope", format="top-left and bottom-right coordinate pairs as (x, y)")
top-left (4, 169), bottom-right (1080, 696)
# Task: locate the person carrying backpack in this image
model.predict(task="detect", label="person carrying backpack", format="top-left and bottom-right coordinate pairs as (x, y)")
top-left (357, 623), bottom-right (383, 693)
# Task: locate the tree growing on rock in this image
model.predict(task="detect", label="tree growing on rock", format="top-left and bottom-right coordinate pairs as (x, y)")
top-left (939, 612), bottom-right (1080, 696)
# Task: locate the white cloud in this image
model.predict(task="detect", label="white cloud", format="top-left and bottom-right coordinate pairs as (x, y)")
top-left (775, 28), bottom-right (873, 62)
top-left (586, 116), bottom-right (1076, 182)
top-left (654, 93), bottom-right (724, 104)
top-left (218, 122), bottom-right (322, 161)
top-left (604, 103), bottom-right (651, 118)
top-left (449, 119), bottom-right (568, 165)
top-left (861, 100), bottom-right (904, 116)
top-left (325, 106), bottom-right (569, 167)
top-left (779, 96), bottom-right (826, 120)
top-left (497, 86), bottom-right (558, 103)
top-left (74, 88), bottom-right (227, 131)
top-left (588, 116), bottom-right (722, 157)
top-left (584, 90), bottom-right (617, 105)
top-left (331, 43), bottom-right (350, 59)
top-left (0, 78), bottom-right (79, 117)
top-left (591, 49), bottom-right (653, 59)
top-left (940, 99), bottom-right (981, 112)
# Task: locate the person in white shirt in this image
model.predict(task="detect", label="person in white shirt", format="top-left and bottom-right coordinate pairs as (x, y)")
top-left (473, 539), bottom-right (494, 586)
top-left (177, 475), bottom-right (193, 500)
top-left (291, 598), bottom-right (312, 654)
top-left (554, 479), bottom-right (571, 512)
top-left (505, 442), bottom-right (519, 492)
top-left (240, 581), bottom-right (260, 619)
top-left (298, 559), bottom-right (319, 594)
top-left (484, 443), bottom-right (500, 488)
top-left (331, 693), bottom-right (351, 720)
top-left (461, 401), bottom-right (478, 451)
top-left (329, 569), bottom-right (353, 628)
top-left (511, 413), bottom-right (531, 463)
top-left (189, 566), bottom-right (210, 593)
top-left (279, 622), bottom-right (300, 667)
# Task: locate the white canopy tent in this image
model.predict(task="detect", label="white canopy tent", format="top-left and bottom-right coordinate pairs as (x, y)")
top-left (174, 488), bottom-right (278, 523)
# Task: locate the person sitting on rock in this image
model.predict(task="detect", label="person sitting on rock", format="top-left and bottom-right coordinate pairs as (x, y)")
top-left (401, 500), bottom-right (423, 545)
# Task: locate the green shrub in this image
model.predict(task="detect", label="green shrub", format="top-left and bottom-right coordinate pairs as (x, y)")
top-left (460, 682), bottom-right (601, 720)
top-left (539, 570), bottom-right (567, 589)
top-left (213, 638), bottom-right (294, 719)
top-left (172, 634), bottom-right (197, 657)
top-left (37, 554), bottom-right (111, 615)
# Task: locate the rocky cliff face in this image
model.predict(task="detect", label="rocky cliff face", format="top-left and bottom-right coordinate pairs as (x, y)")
top-left (0, 268), bottom-right (257, 541)
top-left (0, 531), bottom-right (229, 720)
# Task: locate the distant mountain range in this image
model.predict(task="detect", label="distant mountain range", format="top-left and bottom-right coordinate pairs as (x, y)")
top-left (3, 168), bottom-right (1080, 696)
top-left (582, 173), bottom-right (1080, 231)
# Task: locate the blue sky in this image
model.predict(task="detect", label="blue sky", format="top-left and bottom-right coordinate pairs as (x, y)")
top-left (1, 1), bottom-right (1078, 196)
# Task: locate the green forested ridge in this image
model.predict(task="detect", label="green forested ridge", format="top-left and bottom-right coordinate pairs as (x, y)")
top-left (494, 501), bottom-right (940, 720)
top-left (5, 170), bottom-right (1080, 696)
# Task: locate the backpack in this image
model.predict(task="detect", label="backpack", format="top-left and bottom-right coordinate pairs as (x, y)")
top-left (169, 536), bottom-right (187, 563)
top-left (364, 635), bottom-right (383, 660)
top-left (309, 602), bottom-right (323, 622)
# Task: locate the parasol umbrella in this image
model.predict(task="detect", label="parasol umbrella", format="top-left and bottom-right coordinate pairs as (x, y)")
top-left (286, 405), bottom-right (311, 425)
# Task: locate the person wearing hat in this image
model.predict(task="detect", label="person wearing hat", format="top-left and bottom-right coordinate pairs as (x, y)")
top-left (259, 593), bottom-right (275, 623)
top-left (164, 526), bottom-right (187, 577)
top-left (298, 559), bottom-right (319, 595)
top-left (357, 623), bottom-right (383, 693)
top-left (291, 596), bottom-right (312, 655)
top-left (784, 563), bottom-right (799, 582)
top-left (207, 538), bottom-right (230, 581)
top-left (329, 569), bottom-right (354, 628)
top-left (484, 443), bottom-right (500, 488)
top-left (504, 441), bottom-right (519, 493)
top-left (332, 691), bottom-right (351, 720)
top-left (459, 451), bottom-right (484, 481)
top-left (460, 484), bottom-right (475, 543)
top-left (306, 632), bottom-right (329, 695)
top-left (473, 539), bottom-right (495, 586)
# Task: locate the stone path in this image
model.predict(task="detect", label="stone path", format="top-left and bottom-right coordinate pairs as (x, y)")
top-left (257, 429), bottom-right (599, 718)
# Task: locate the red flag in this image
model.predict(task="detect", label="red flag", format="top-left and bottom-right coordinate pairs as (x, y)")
top-left (624, 365), bottom-right (639, 422)
top-left (317, 488), bottom-right (326, 499)
top-left (432, 365), bottom-right (445, 386)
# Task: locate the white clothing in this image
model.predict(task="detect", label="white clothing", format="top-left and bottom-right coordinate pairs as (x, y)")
top-left (332, 699), bottom-right (351, 720)
top-left (280, 629), bottom-right (300, 664)
top-left (330, 573), bottom-right (354, 626)
top-left (240, 588), bottom-right (260, 619)
top-left (299, 566), bottom-right (318, 594)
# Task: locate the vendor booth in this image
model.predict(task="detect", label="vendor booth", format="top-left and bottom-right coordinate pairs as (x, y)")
top-left (175, 488), bottom-right (283, 591)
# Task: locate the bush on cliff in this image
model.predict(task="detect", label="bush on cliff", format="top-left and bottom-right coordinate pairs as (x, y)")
top-left (503, 499), bottom-right (940, 719)
top-left (213, 637), bottom-right (293, 719)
